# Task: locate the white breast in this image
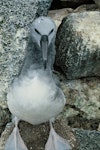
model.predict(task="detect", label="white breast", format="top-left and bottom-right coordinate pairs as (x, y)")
top-left (7, 72), bottom-right (65, 124)
top-left (15, 76), bottom-right (52, 104)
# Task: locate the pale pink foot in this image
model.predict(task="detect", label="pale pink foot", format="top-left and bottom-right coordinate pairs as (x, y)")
top-left (5, 117), bottom-right (28, 150)
top-left (45, 121), bottom-right (72, 150)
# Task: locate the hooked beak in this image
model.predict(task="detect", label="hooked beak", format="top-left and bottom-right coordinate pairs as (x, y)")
top-left (40, 35), bottom-right (48, 70)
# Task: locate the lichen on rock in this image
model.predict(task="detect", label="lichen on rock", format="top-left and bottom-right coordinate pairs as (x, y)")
top-left (55, 11), bottom-right (100, 79)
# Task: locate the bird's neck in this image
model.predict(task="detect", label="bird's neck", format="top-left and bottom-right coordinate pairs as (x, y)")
top-left (20, 37), bottom-right (55, 76)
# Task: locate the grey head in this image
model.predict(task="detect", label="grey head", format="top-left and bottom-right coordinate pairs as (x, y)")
top-left (30, 16), bottom-right (57, 69)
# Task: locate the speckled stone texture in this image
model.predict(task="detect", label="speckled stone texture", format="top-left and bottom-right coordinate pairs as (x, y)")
top-left (48, 8), bottom-right (73, 27)
top-left (0, 106), bottom-right (11, 135)
top-left (55, 11), bottom-right (100, 79)
top-left (61, 76), bottom-right (100, 120)
top-left (74, 128), bottom-right (100, 150)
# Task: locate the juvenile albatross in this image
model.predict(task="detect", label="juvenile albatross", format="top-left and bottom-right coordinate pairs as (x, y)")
top-left (5, 16), bottom-right (72, 150)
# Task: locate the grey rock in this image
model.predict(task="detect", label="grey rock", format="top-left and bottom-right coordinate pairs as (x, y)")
top-left (74, 128), bottom-right (100, 150)
top-left (74, 4), bottom-right (99, 12)
top-left (93, 0), bottom-right (100, 8)
top-left (0, 0), bottom-right (52, 102)
top-left (0, 106), bottom-right (11, 135)
top-left (55, 12), bottom-right (100, 79)
top-left (0, 107), bottom-right (10, 126)
top-left (61, 76), bottom-right (100, 120)
top-left (48, 8), bottom-right (73, 27)
top-left (48, 4), bottom-right (99, 28)
top-left (0, 100), bottom-right (11, 135)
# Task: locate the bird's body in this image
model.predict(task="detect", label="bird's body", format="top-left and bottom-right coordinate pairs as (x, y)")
top-left (5, 16), bottom-right (71, 150)
top-left (7, 68), bottom-right (65, 125)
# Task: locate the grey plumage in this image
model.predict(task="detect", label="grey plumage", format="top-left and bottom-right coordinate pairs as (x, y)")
top-left (5, 16), bottom-right (71, 150)
top-left (7, 16), bottom-right (65, 125)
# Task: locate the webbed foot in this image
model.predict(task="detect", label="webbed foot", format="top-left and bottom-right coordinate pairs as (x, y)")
top-left (45, 121), bottom-right (72, 150)
top-left (5, 117), bottom-right (28, 150)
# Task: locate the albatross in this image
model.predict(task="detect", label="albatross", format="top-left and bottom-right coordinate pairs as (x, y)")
top-left (5, 16), bottom-right (72, 150)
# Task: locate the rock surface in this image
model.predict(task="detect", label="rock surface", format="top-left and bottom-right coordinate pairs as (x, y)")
top-left (74, 4), bottom-right (99, 12)
top-left (0, 107), bottom-right (11, 136)
top-left (93, 0), bottom-right (100, 8)
top-left (48, 8), bottom-right (73, 27)
top-left (58, 72), bottom-right (100, 120)
top-left (74, 128), bottom-right (100, 150)
top-left (55, 11), bottom-right (100, 79)
top-left (48, 4), bottom-right (99, 28)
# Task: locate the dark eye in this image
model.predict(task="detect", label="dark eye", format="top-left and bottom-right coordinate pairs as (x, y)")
top-left (35, 28), bottom-right (41, 35)
top-left (49, 29), bottom-right (54, 35)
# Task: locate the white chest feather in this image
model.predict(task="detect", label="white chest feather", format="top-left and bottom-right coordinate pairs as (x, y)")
top-left (8, 75), bottom-right (55, 108)
top-left (16, 77), bottom-right (51, 103)
top-left (7, 72), bottom-right (65, 124)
